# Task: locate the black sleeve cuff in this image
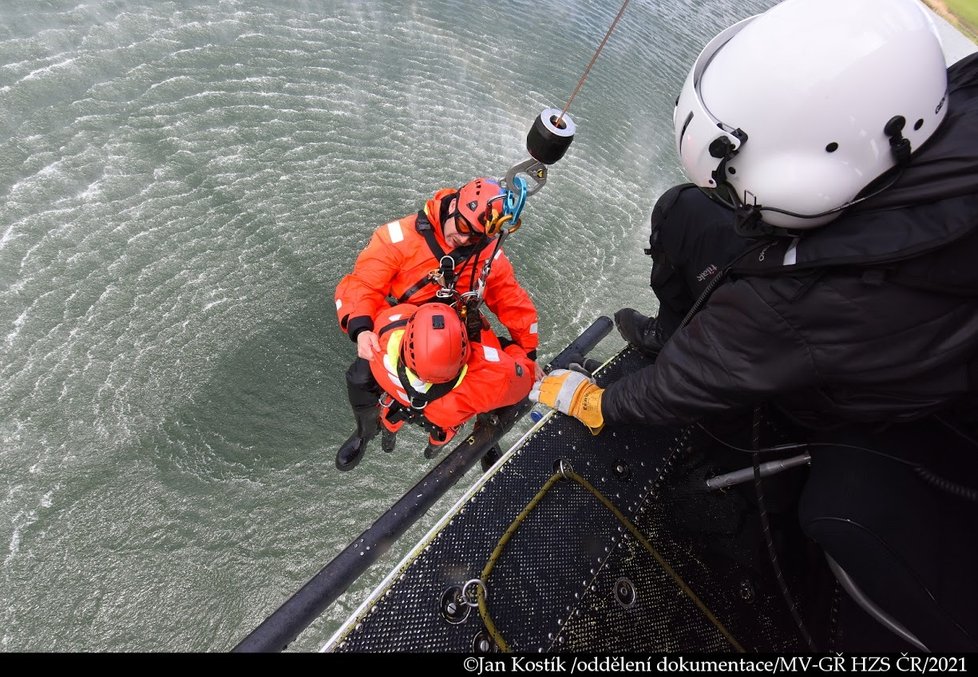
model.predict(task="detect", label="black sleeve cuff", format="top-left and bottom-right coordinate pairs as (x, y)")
top-left (347, 316), bottom-right (374, 343)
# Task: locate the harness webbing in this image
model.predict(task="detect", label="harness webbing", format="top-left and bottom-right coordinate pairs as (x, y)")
top-left (396, 209), bottom-right (490, 303)
top-left (395, 358), bottom-right (461, 409)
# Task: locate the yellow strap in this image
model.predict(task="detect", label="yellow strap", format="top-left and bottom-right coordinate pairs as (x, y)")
top-left (476, 470), bottom-right (744, 653)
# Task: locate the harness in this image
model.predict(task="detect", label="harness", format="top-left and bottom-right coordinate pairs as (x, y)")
top-left (401, 201), bottom-right (527, 342)
top-left (395, 209), bottom-right (490, 305)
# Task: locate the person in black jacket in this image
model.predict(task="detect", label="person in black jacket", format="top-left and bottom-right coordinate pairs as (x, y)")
top-left (531, 0), bottom-right (978, 651)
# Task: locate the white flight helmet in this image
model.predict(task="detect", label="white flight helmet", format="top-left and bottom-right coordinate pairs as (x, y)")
top-left (673, 0), bottom-right (949, 229)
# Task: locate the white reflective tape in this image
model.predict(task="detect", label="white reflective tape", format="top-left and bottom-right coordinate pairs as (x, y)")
top-left (482, 346), bottom-right (500, 362)
top-left (389, 313), bottom-right (403, 321)
top-left (335, 299), bottom-right (342, 310)
top-left (383, 354), bottom-right (400, 384)
top-left (529, 322), bottom-right (538, 335)
top-left (555, 375), bottom-right (583, 410)
top-left (386, 220), bottom-right (404, 243)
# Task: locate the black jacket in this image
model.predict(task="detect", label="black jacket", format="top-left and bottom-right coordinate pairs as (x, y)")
top-left (603, 52), bottom-right (978, 429)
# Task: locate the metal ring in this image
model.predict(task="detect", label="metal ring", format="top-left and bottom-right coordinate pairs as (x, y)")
top-left (557, 458), bottom-right (575, 479)
top-left (461, 578), bottom-right (487, 607)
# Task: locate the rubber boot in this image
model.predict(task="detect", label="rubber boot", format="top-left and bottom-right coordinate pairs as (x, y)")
top-left (423, 426), bottom-right (459, 460)
top-left (381, 429), bottom-right (397, 453)
top-left (378, 402), bottom-right (403, 454)
top-left (613, 308), bottom-right (667, 357)
top-left (423, 431), bottom-right (446, 460)
top-left (335, 406), bottom-right (380, 471)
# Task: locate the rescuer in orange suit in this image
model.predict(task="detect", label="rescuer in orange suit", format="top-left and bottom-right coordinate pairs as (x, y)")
top-left (334, 177), bottom-right (541, 470)
top-left (365, 302), bottom-right (536, 467)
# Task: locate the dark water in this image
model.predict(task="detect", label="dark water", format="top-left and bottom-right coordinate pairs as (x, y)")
top-left (0, 0), bottom-right (845, 652)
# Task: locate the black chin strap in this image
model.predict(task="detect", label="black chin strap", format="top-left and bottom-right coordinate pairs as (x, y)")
top-left (733, 205), bottom-right (796, 239)
top-left (395, 357), bottom-right (462, 409)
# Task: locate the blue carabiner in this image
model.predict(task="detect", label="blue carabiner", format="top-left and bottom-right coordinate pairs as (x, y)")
top-left (503, 175), bottom-right (528, 224)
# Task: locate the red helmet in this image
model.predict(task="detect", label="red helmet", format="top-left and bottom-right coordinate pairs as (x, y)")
top-left (451, 177), bottom-right (509, 236)
top-left (402, 304), bottom-right (470, 383)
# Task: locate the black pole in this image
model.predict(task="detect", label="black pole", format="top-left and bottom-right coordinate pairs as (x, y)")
top-left (232, 402), bottom-right (529, 652)
top-left (545, 315), bottom-right (612, 374)
top-left (232, 316), bottom-right (612, 652)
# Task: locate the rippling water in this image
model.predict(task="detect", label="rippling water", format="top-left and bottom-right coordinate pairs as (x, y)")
top-left (0, 0), bottom-right (779, 651)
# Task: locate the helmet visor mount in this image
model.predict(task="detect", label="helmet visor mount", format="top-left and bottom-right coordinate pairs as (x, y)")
top-left (674, 19), bottom-right (752, 193)
top-left (675, 17), bottom-right (810, 225)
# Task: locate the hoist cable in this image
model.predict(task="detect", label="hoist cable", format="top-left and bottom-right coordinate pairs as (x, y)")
top-left (557, 0), bottom-right (632, 126)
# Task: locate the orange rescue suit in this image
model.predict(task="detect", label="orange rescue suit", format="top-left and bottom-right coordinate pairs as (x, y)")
top-left (368, 304), bottom-right (536, 431)
top-left (334, 188), bottom-right (539, 355)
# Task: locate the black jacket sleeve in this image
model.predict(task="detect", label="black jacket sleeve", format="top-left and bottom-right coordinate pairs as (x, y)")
top-left (601, 278), bottom-right (820, 426)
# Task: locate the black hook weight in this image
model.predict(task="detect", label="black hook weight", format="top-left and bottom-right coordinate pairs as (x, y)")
top-left (527, 107), bottom-right (576, 165)
top-left (502, 108), bottom-right (576, 197)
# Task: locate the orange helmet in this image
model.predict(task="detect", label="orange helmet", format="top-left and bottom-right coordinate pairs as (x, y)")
top-left (402, 303), bottom-right (470, 383)
top-left (450, 177), bottom-right (510, 236)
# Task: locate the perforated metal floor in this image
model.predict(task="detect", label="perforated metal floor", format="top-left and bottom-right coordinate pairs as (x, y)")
top-left (328, 349), bottom-right (811, 653)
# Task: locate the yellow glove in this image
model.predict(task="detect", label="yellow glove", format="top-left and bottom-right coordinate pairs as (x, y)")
top-left (529, 368), bottom-right (605, 434)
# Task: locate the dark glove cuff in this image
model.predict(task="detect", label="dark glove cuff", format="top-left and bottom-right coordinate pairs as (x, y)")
top-left (347, 316), bottom-right (374, 343)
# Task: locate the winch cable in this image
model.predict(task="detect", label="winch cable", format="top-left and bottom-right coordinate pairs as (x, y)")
top-left (474, 467), bottom-right (745, 653)
top-left (556, 0), bottom-right (632, 127)
top-left (466, 0), bottom-right (631, 336)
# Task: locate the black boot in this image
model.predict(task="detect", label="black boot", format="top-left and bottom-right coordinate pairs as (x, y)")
top-left (423, 439), bottom-right (443, 460)
top-left (423, 428), bottom-right (448, 460)
top-left (335, 407), bottom-right (380, 471)
top-left (480, 444), bottom-right (502, 472)
top-left (614, 308), bottom-right (667, 357)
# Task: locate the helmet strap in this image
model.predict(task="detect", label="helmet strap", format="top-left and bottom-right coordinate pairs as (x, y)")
top-left (438, 193), bottom-right (457, 233)
top-left (733, 205), bottom-right (797, 239)
top-left (396, 349), bottom-right (463, 409)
